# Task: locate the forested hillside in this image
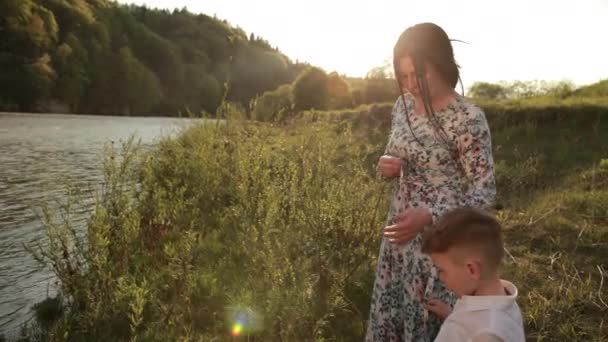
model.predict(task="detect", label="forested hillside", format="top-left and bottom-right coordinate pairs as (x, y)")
top-left (0, 0), bottom-right (308, 116)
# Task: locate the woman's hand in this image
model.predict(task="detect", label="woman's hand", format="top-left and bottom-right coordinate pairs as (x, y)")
top-left (424, 299), bottom-right (451, 320)
top-left (377, 155), bottom-right (403, 178)
top-left (383, 208), bottom-right (432, 244)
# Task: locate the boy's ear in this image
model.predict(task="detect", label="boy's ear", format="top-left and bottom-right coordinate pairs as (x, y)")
top-left (465, 259), bottom-right (482, 280)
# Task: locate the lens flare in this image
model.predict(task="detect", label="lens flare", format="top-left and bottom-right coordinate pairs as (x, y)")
top-left (226, 305), bottom-right (264, 337)
top-left (231, 322), bottom-right (243, 336)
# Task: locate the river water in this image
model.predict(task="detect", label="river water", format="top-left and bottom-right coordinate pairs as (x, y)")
top-left (0, 113), bottom-right (196, 336)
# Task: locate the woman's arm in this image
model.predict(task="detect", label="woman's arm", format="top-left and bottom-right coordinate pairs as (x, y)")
top-left (378, 96), bottom-right (408, 180)
top-left (430, 106), bottom-right (497, 222)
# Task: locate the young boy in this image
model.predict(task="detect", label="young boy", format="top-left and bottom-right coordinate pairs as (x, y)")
top-left (421, 207), bottom-right (525, 342)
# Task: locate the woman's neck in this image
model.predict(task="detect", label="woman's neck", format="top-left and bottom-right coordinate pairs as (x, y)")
top-left (412, 88), bottom-right (458, 115)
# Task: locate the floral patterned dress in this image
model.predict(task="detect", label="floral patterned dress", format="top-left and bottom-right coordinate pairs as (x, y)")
top-left (366, 94), bottom-right (496, 341)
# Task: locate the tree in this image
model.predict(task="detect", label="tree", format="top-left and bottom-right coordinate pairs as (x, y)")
top-left (253, 84), bottom-right (292, 122)
top-left (366, 63), bottom-right (392, 80)
top-left (14, 54), bottom-right (57, 111)
top-left (363, 73), bottom-right (398, 104)
top-left (0, 1), bottom-right (301, 115)
top-left (228, 46), bottom-right (290, 117)
top-left (0, 0), bottom-right (58, 57)
top-left (117, 47), bottom-right (161, 115)
top-left (0, 0), bottom-right (59, 111)
top-left (468, 80), bottom-right (576, 100)
top-left (544, 80), bottom-right (574, 98)
top-left (468, 82), bottom-right (508, 100)
top-left (52, 35), bottom-right (90, 110)
top-left (82, 48), bottom-right (160, 115)
top-left (292, 67), bottom-right (329, 111)
top-left (326, 72), bottom-right (352, 109)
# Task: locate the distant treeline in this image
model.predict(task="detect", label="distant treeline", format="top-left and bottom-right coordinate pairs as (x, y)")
top-left (0, 0), bottom-right (400, 117)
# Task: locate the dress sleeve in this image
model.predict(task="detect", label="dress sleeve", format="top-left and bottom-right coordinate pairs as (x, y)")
top-left (430, 106), bottom-right (496, 222)
top-left (378, 96), bottom-right (408, 180)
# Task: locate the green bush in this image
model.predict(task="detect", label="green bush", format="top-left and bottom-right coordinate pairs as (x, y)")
top-left (252, 84), bottom-right (293, 122)
top-left (326, 72), bottom-right (353, 110)
top-left (30, 117), bottom-right (388, 341)
top-left (292, 67), bottom-right (329, 111)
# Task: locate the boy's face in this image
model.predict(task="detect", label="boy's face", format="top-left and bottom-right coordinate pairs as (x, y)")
top-left (430, 249), bottom-right (480, 297)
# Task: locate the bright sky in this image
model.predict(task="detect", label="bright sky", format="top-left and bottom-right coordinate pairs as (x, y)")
top-left (114, 0), bottom-right (608, 88)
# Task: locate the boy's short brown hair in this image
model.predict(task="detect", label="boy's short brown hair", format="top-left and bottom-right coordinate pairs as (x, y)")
top-left (422, 207), bottom-right (504, 269)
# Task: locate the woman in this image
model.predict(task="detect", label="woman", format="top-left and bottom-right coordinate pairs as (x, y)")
top-left (366, 23), bottom-right (496, 341)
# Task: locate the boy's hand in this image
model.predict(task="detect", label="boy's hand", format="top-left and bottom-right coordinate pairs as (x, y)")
top-left (424, 299), bottom-right (451, 320)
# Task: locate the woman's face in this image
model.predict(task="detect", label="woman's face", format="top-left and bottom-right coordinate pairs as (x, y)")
top-left (398, 56), bottom-right (445, 100)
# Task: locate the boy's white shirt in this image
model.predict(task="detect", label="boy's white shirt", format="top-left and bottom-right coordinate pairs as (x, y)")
top-left (434, 280), bottom-right (525, 342)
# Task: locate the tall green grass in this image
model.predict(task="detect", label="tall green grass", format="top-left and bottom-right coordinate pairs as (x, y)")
top-left (15, 100), bottom-right (608, 341)
top-left (24, 119), bottom-right (388, 341)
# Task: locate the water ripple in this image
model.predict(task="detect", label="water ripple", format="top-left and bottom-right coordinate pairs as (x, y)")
top-left (0, 112), bottom-right (195, 335)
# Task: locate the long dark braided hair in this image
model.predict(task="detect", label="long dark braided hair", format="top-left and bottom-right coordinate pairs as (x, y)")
top-left (393, 23), bottom-right (469, 183)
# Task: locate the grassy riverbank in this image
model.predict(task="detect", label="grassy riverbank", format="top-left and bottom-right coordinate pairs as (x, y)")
top-left (9, 98), bottom-right (608, 341)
